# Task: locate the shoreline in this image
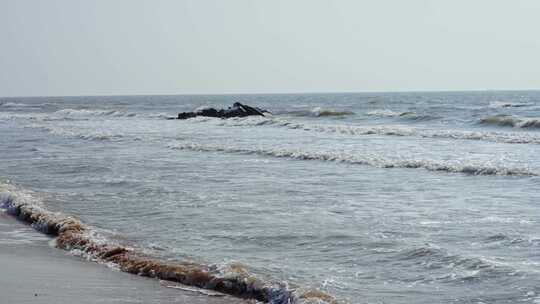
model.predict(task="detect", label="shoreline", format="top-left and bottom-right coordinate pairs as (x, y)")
top-left (0, 212), bottom-right (249, 304)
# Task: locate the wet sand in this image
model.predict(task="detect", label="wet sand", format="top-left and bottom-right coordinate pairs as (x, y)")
top-left (0, 212), bottom-right (249, 304)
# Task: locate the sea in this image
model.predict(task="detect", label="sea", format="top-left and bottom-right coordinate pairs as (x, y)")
top-left (1, 91), bottom-right (540, 303)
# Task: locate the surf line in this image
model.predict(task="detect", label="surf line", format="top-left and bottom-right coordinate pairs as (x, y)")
top-left (0, 191), bottom-right (336, 304)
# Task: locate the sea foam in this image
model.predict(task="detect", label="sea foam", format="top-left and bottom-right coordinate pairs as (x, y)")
top-left (168, 142), bottom-right (536, 176)
top-left (185, 116), bottom-right (540, 145)
top-left (0, 183), bottom-right (336, 304)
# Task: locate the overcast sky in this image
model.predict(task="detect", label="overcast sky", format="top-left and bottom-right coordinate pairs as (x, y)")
top-left (1, 0), bottom-right (539, 96)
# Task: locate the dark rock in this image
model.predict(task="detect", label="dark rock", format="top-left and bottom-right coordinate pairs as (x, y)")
top-left (176, 112), bottom-right (197, 119)
top-left (176, 102), bottom-right (268, 120)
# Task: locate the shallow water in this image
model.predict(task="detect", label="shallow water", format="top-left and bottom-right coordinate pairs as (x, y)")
top-left (1, 91), bottom-right (540, 303)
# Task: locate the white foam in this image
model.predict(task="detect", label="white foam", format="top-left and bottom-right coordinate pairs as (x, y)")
top-left (168, 142), bottom-right (536, 176)
top-left (488, 101), bottom-right (533, 108)
top-left (185, 116), bottom-right (540, 145)
top-left (0, 102), bottom-right (30, 108)
top-left (35, 125), bottom-right (126, 141)
top-left (53, 108), bottom-right (137, 118)
top-left (310, 107), bottom-right (353, 117)
top-left (366, 109), bottom-right (404, 117)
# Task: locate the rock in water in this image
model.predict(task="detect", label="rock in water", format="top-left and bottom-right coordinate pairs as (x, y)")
top-left (176, 102), bottom-right (268, 119)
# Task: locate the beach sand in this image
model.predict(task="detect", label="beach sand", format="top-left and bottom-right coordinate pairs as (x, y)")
top-left (0, 212), bottom-right (249, 304)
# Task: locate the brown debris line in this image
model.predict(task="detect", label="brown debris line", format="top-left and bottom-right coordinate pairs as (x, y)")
top-left (55, 230), bottom-right (276, 302)
top-left (2, 192), bottom-right (338, 304)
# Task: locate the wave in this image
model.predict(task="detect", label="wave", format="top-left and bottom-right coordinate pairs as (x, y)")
top-left (488, 101), bottom-right (534, 108)
top-left (143, 112), bottom-right (172, 119)
top-left (0, 101), bottom-right (56, 109)
top-left (168, 142), bottom-right (536, 176)
top-left (35, 125), bottom-right (127, 142)
top-left (33, 112), bottom-right (540, 145)
top-left (395, 245), bottom-right (516, 283)
top-left (366, 109), bottom-right (438, 121)
top-left (0, 183), bottom-right (335, 304)
top-left (0, 109), bottom-right (136, 122)
top-left (54, 109), bottom-right (138, 118)
top-left (278, 107), bottom-right (354, 118)
top-left (211, 116), bottom-right (416, 136)
top-left (1, 108), bottom-right (170, 122)
top-left (189, 116), bottom-right (540, 145)
top-left (483, 233), bottom-right (540, 248)
top-left (0, 102), bottom-right (31, 108)
top-left (480, 115), bottom-right (540, 129)
top-left (367, 109), bottom-right (410, 117)
top-left (310, 107), bottom-right (354, 117)
top-left (418, 129), bottom-right (540, 144)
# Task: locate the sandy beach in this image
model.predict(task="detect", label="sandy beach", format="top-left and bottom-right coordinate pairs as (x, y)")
top-left (0, 212), bottom-right (248, 304)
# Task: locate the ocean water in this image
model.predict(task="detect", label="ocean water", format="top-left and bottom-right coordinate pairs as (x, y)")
top-left (1, 91), bottom-right (540, 303)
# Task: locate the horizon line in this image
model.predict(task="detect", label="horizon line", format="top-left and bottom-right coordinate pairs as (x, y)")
top-left (2, 88), bottom-right (540, 99)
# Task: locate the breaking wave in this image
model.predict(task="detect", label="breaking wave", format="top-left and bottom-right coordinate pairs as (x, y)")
top-left (54, 109), bottom-right (138, 118)
top-left (480, 115), bottom-right (540, 129)
top-left (0, 108), bottom-right (170, 122)
top-left (488, 101), bottom-right (534, 108)
top-left (0, 101), bottom-right (31, 108)
top-left (168, 142), bottom-right (536, 176)
top-left (0, 101), bottom-right (56, 109)
top-left (0, 183), bottom-right (336, 304)
top-left (418, 129), bottom-right (540, 144)
top-left (310, 107), bottom-right (354, 117)
top-left (34, 125), bottom-right (127, 142)
top-left (278, 107), bottom-right (354, 118)
top-left (188, 116), bottom-right (540, 145)
top-left (366, 109), bottom-right (438, 121)
top-left (211, 117), bottom-right (415, 136)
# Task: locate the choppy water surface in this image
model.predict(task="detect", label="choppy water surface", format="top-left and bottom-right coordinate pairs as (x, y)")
top-left (1, 91), bottom-right (540, 303)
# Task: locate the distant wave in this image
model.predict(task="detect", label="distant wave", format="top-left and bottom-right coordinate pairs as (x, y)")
top-left (488, 101), bottom-right (534, 109)
top-left (54, 108), bottom-right (137, 118)
top-left (279, 107), bottom-right (354, 118)
top-left (35, 125), bottom-right (127, 142)
top-left (144, 112), bottom-right (171, 119)
top-left (310, 107), bottom-right (354, 117)
top-left (188, 116), bottom-right (540, 145)
top-left (53, 108), bottom-right (177, 120)
top-left (366, 109), bottom-right (438, 121)
top-left (0, 108), bottom-right (169, 122)
top-left (0, 108), bottom-right (136, 122)
top-left (0, 101), bottom-right (30, 108)
top-left (26, 112), bottom-right (540, 145)
top-left (0, 183), bottom-right (336, 304)
top-left (480, 115), bottom-right (540, 129)
top-left (0, 101), bottom-right (54, 109)
top-left (367, 109), bottom-right (409, 117)
top-left (419, 129), bottom-right (540, 144)
top-left (169, 142), bottom-right (536, 176)
top-left (212, 116), bottom-right (415, 136)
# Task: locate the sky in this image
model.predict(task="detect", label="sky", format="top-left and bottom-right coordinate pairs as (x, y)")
top-left (1, 0), bottom-right (539, 97)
